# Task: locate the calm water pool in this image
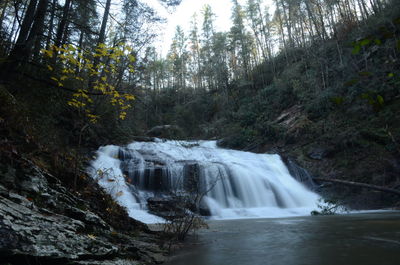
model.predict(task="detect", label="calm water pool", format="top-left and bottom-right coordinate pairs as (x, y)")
top-left (164, 212), bottom-right (400, 265)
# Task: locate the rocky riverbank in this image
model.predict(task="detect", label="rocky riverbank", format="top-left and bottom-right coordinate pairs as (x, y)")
top-left (0, 149), bottom-right (168, 265)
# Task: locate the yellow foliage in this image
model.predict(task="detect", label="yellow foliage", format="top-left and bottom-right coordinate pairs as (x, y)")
top-left (41, 43), bottom-right (136, 123)
top-left (41, 49), bottom-right (53, 58)
top-left (86, 113), bottom-right (99, 123)
top-left (128, 54), bottom-right (135, 62)
top-left (124, 94), bottom-right (135, 101)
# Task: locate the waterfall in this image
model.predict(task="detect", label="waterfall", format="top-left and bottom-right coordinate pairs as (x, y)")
top-left (88, 139), bottom-right (319, 223)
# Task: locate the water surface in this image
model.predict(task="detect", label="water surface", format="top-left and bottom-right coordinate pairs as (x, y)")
top-left (165, 212), bottom-right (400, 265)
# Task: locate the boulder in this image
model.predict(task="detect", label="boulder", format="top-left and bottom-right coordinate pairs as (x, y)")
top-left (147, 197), bottom-right (184, 219)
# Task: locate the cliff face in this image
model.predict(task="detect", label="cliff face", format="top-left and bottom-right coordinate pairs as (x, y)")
top-left (0, 151), bottom-right (167, 265)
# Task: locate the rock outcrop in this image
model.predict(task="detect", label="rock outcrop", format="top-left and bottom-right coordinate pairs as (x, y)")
top-left (0, 154), bottom-right (167, 265)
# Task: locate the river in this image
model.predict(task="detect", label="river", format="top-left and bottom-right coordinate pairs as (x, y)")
top-left (89, 141), bottom-right (400, 264)
top-left (164, 212), bottom-right (400, 265)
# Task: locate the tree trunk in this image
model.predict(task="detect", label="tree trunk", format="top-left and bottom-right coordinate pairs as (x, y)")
top-left (9, 0), bottom-right (38, 53)
top-left (357, 0), bottom-right (367, 20)
top-left (315, 0), bottom-right (328, 40)
top-left (368, 0), bottom-right (378, 14)
top-left (313, 177), bottom-right (400, 196)
top-left (305, 0), bottom-right (322, 40)
top-left (0, 0), bottom-right (9, 29)
top-left (89, 0), bottom-right (111, 91)
top-left (46, 0), bottom-right (57, 50)
top-left (276, 8), bottom-right (289, 64)
top-left (76, 30), bottom-right (84, 72)
top-left (55, 0), bottom-right (72, 47)
top-left (5, 11), bottom-right (18, 54)
top-left (360, 0), bottom-right (369, 18)
top-left (98, 0), bottom-right (112, 46)
top-left (1, 0), bottom-right (38, 80)
top-left (299, 13), bottom-right (306, 47)
top-left (31, 0), bottom-right (49, 60)
top-left (279, 0), bottom-right (293, 47)
top-left (0, 0), bottom-right (10, 55)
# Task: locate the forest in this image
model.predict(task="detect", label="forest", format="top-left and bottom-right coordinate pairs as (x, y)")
top-left (0, 0), bottom-right (399, 264)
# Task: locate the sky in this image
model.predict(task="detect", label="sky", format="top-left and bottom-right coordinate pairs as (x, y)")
top-left (148, 0), bottom-right (274, 56)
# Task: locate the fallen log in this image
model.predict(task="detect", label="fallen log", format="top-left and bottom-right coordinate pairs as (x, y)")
top-left (313, 177), bottom-right (400, 196)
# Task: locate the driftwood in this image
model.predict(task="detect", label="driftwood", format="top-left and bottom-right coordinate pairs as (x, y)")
top-left (313, 177), bottom-right (400, 196)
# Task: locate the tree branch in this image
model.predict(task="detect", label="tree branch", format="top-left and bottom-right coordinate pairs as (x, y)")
top-left (313, 177), bottom-right (400, 196)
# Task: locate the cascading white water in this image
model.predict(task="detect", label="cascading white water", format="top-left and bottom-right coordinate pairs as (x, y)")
top-left (88, 139), bottom-right (320, 223)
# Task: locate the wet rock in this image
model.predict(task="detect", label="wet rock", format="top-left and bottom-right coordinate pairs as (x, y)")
top-left (216, 138), bottom-right (230, 148)
top-left (148, 196), bottom-right (211, 218)
top-left (147, 197), bottom-right (188, 220)
top-left (283, 158), bottom-right (317, 189)
top-left (198, 205), bottom-right (211, 216)
top-left (307, 147), bottom-right (331, 160)
top-left (147, 197), bottom-right (176, 213)
top-left (183, 163), bottom-right (200, 191)
top-left (118, 147), bottom-right (135, 160)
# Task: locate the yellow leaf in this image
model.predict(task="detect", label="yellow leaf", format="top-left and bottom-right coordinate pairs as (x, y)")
top-left (42, 49), bottom-right (53, 58)
top-left (87, 234), bottom-right (96, 240)
top-left (124, 94), bottom-right (135, 100)
top-left (119, 112), bottom-right (127, 120)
